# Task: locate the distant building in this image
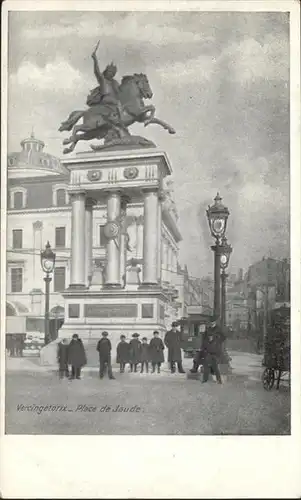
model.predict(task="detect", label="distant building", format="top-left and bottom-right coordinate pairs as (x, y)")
top-left (6, 133), bottom-right (183, 337)
top-left (245, 257), bottom-right (290, 338)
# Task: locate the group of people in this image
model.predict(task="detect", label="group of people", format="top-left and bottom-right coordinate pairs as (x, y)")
top-left (57, 320), bottom-right (224, 384)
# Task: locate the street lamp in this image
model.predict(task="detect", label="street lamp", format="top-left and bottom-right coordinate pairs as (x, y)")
top-left (220, 236), bottom-right (232, 329)
top-left (206, 193), bottom-right (230, 320)
top-left (40, 241), bottom-right (56, 345)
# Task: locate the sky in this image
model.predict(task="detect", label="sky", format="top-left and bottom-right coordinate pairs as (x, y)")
top-left (7, 10), bottom-right (290, 280)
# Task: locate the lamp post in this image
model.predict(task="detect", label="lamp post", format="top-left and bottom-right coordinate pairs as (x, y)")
top-left (206, 193), bottom-right (230, 321)
top-left (40, 241), bottom-right (56, 345)
top-left (220, 236), bottom-right (232, 329)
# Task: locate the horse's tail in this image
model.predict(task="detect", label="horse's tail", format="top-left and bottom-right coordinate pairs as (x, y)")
top-left (59, 110), bottom-right (84, 132)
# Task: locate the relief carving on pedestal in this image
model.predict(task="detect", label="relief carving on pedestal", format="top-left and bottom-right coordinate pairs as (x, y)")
top-left (87, 170), bottom-right (102, 182)
top-left (123, 166), bottom-right (138, 179)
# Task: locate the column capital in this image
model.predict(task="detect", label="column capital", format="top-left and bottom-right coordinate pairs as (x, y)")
top-left (103, 188), bottom-right (124, 197)
top-left (69, 189), bottom-right (87, 200)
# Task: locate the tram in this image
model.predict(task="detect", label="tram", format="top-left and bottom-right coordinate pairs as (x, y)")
top-left (176, 313), bottom-right (213, 357)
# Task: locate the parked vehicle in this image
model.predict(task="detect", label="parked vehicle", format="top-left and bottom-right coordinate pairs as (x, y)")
top-left (262, 305), bottom-right (290, 390)
top-left (176, 314), bottom-right (212, 357)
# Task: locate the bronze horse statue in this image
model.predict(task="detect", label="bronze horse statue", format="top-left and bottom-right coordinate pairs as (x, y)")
top-left (59, 72), bottom-right (175, 154)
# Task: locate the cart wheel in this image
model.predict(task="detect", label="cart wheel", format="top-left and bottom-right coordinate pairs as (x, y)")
top-left (262, 368), bottom-right (275, 390)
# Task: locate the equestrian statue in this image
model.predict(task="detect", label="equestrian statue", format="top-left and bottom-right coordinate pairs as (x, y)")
top-left (59, 41), bottom-right (175, 154)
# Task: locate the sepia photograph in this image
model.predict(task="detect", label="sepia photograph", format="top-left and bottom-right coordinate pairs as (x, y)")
top-left (4, 6), bottom-right (293, 437)
top-left (1, 1), bottom-right (300, 497)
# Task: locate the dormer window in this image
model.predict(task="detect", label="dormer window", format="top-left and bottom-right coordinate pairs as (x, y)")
top-left (10, 187), bottom-right (27, 209)
top-left (53, 185), bottom-right (69, 206)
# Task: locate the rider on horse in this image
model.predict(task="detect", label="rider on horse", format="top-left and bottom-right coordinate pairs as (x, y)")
top-left (86, 41), bottom-right (123, 126)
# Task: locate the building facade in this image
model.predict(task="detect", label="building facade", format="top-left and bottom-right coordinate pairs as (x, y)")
top-left (6, 134), bottom-right (183, 339)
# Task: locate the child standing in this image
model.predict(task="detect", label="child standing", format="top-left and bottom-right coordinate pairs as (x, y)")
top-left (129, 333), bottom-right (141, 372)
top-left (140, 337), bottom-right (150, 373)
top-left (116, 335), bottom-right (130, 373)
top-left (149, 331), bottom-right (165, 373)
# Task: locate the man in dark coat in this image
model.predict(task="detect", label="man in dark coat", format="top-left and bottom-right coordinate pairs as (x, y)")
top-left (149, 331), bottom-right (164, 373)
top-left (140, 337), bottom-right (150, 373)
top-left (96, 331), bottom-right (115, 380)
top-left (116, 335), bottom-right (130, 373)
top-left (57, 338), bottom-right (70, 379)
top-left (164, 322), bottom-right (185, 373)
top-left (202, 324), bottom-right (222, 384)
top-left (129, 333), bottom-right (141, 372)
top-left (68, 334), bottom-right (87, 380)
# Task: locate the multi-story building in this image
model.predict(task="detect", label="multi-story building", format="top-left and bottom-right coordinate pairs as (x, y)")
top-left (245, 257), bottom-right (290, 337)
top-left (6, 133), bottom-right (183, 339)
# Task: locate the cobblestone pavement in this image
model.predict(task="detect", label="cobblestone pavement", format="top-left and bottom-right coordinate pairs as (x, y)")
top-left (5, 367), bottom-right (290, 435)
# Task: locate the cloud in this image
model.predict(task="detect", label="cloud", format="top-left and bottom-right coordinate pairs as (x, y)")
top-left (22, 13), bottom-right (206, 46)
top-left (223, 35), bottom-right (289, 84)
top-left (10, 58), bottom-right (84, 91)
top-left (156, 54), bottom-right (217, 83)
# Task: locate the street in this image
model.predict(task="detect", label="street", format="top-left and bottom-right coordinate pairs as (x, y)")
top-left (5, 360), bottom-right (290, 435)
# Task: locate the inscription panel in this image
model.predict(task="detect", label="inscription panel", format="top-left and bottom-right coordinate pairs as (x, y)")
top-left (85, 304), bottom-right (138, 318)
top-left (141, 304), bottom-right (154, 318)
top-left (69, 304), bottom-right (80, 318)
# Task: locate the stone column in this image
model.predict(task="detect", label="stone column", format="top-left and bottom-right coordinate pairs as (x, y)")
top-left (85, 198), bottom-right (94, 287)
top-left (104, 190), bottom-right (121, 287)
top-left (135, 215), bottom-right (144, 260)
top-left (157, 192), bottom-right (163, 284)
top-left (162, 239), bottom-right (168, 283)
top-left (167, 244), bottom-right (173, 284)
top-left (69, 190), bottom-right (86, 288)
top-left (141, 188), bottom-right (159, 286)
top-left (119, 197), bottom-right (129, 287)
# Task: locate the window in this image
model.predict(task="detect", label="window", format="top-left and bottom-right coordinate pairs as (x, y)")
top-left (56, 189), bottom-right (66, 207)
top-left (55, 227), bottom-right (66, 248)
top-left (11, 268), bottom-right (23, 293)
top-left (54, 267), bottom-right (66, 292)
top-left (53, 185), bottom-right (68, 206)
top-left (14, 192), bottom-right (24, 209)
top-left (99, 225), bottom-right (106, 247)
top-left (12, 229), bottom-right (22, 249)
top-left (10, 188), bottom-right (27, 209)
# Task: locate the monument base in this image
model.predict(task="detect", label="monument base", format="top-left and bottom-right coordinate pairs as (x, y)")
top-left (40, 287), bottom-right (169, 366)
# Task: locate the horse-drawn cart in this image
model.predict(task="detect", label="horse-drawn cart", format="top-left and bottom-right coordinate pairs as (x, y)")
top-left (262, 305), bottom-right (290, 390)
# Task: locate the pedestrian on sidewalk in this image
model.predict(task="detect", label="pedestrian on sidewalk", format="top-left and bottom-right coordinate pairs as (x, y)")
top-left (57, 338), bottom-right (70, 379)
top-left (140, 337), bottom-right (150, 373)
top-left (164, 322), bottom-right (185, 374)
top-left (202, 326), bottom-right (222, 384)
top-left (129, 333), bottom-right (141, 372)
top-left (68, 334), bottom-right (87, 380)
top-left (116, 335), bottom-right (130, 373)
top-left (149, 331), bottom-right (164, 373)
top-left (97, 331), bottom-right (115, 380)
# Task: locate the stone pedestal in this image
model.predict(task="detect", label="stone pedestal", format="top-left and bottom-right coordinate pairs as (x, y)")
top-left (40, 148), bottom-right (173, 365)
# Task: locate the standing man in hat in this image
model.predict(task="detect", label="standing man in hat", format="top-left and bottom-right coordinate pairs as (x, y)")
top-left (164, 322), bottom-right (185, 374)
top-left (96, 331), bottom-right (115, 380)
top-left (149, 330), bottom-right (165, 373)
top-left (201, 320), bottom-right (222, 384)
top-left (68, 334), bottom-right (87, 380)
top-left (129, 333), bottom-right (141, 372)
